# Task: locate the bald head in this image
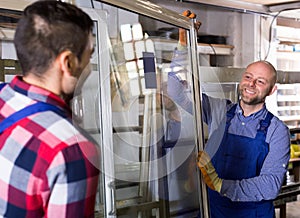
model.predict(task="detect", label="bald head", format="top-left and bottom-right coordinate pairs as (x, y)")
top-left (246, 61), bottom-right (277, 87)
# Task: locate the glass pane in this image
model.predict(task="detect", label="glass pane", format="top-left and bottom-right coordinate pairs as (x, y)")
top-left (88, 4), bottom-right (203, 217)
top-left (0, 4), bottom-right (204, 217)
top-left (72, 17), bottom-right (105, 217)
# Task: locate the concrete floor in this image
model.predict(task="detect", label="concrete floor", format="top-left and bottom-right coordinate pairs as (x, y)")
top-left (275, 196), bottom-right (300, 218)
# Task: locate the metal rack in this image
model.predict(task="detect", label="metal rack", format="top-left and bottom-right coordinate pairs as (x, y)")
top-left (266, 83), bottom-right (300, 129)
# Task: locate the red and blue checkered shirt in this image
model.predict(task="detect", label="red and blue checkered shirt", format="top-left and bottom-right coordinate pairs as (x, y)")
top-left (0, 76), bottom-right (100, 217)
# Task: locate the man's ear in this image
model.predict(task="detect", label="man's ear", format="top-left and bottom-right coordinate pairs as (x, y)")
top-left (58, 50), bottom-right (78, 76)
top-left (268, 84), bottom-right (277, 96)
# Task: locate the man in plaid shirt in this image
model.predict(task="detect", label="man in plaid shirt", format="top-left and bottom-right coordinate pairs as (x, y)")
top-left (0, 1), bottom-right (100, 217)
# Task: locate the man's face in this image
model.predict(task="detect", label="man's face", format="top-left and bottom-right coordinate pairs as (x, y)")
top-left (239, 62), bottom-right (275, 106)
top-left (74, 33), bottom-right (95, 82)
top-left (65, 33), bottom-right (95, 96)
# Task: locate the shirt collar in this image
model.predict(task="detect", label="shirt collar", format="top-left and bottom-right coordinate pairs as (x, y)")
top-left (236, 102), bottom-right (268, 119)
top-left (9, 75), bottom-right (71, 114)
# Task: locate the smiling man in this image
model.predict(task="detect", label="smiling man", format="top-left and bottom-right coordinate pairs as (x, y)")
top-left (239, 61), bottom-right (277, 115)
top-left (198, 60), bottom-right (290, 218)
top-left (166, 9), bottom-right (290, 217)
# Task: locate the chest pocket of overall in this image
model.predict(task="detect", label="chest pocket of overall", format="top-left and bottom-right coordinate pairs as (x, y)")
top-left (213, 104), bottom-right (273, 180)
top-left (220, 133), bottom-right (270, 180)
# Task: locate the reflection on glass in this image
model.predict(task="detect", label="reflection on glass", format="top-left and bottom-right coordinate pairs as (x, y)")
top-left (107, 10), bottom-right (200, 217)
top-left (76, 5), bottom-right (202, 218)
top-left (0, 3), bottom-right (203, 218)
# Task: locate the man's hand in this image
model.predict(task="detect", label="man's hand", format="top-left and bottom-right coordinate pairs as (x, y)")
top-left (197, 151), bottom-right (223, 192)
top-left (179, 10), bottom-right (201, 46)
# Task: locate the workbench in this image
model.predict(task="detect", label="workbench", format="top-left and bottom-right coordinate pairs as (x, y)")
top-left (274, 158), bottom-right (300, 218)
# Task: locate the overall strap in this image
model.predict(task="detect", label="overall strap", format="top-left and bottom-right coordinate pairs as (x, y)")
top-left (222, 103), bottom-right (237, 134)
top-left (226, 104), bottom-right (237, 124)
top-left (0, 102), bottom-right (67, 134)
top-left (0, 82), bottom-right (7, 91)
top-left (258, 111), bottom-right (274, 135)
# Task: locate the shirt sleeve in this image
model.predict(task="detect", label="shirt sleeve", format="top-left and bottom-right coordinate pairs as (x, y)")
top-left (167, 49), bottom-right (193, 114)
top-left (202, 94), bottom-right (230, 133)
top-left (220, 119), bottom-right (290, 202)
top-left (45, 141), bottom-right (100, 217)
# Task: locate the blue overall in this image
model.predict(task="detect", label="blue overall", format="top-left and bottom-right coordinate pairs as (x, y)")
top-left (209, 104), bottom-right (275, 218)
top-left (0, 83), bottom-right (67, 134)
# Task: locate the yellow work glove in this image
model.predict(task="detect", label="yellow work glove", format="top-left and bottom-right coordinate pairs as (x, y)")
top-left (197, 151), bottom-right (223, 193)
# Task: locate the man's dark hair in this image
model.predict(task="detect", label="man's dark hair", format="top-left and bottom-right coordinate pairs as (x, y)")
top-left (14, 0), bottom-right (93, 76)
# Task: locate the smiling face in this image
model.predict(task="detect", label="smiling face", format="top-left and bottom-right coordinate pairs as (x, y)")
top-left (239, 61), bottom-right (277, 109)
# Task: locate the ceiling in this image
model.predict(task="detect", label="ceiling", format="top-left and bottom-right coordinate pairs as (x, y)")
top-left (184, 0), bottom-right (300, 16)
top-left (242, 0), bottom-right (300, 18)
top-left (1, 0), bottom-right (300, 33)
top-left (241, 0), bottom-right (300, 6)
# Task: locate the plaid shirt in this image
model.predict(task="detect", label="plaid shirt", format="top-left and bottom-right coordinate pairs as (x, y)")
top-left (0, 76), bottom-right (100, 218)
